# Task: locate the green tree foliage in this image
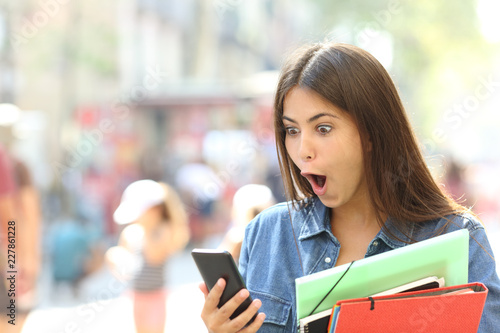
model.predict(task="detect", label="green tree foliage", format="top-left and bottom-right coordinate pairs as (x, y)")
top-left (310, 0), bottom-right (496, 139)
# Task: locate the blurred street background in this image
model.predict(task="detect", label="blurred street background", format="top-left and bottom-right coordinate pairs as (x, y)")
top-left (0, 0), bottom-right (499, 332)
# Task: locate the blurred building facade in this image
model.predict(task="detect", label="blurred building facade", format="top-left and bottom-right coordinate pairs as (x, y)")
top-left (1, 0), bottom-right (499, 238)
top-left (1, 0), bottom-right (306, 238)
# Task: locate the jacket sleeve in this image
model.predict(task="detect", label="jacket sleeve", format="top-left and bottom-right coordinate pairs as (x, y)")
top-left (467, 226), bottom-right (500, 332)
top-left (239, 217), bottom-right (257, 284)
top-left (239, 230), bottom-right (250, 283)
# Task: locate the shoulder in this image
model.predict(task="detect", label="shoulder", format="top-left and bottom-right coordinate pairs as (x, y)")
top-left (442, 211), bottom-right (485, 234)
top-left (411, 211), bottom-right (484, 240)
top-left (450, 212), bottom-right (484, 231)
top-left (245, 198), bottom-right (319, 234)
top-left (253, 201), bottom-right (292, 219)
top-left (243, 201), bottom-right (302, 253)
top-left (245, 202), bottom-right (291, 236)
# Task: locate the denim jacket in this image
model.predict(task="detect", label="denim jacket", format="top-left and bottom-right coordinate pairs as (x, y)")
top-left (239, 197), bottom-right (500, 332)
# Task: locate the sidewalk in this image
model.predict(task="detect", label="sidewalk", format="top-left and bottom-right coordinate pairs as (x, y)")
top-left (21, 249), bottom-right (207, 333)
top-left (21, 282), bottom-right (206, 333)
top-left (19, 229), bottom-right (500, 333)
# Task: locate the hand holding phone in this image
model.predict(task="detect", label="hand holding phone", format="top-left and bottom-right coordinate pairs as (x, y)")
top-left (191, 249), bottom-right (256, 321)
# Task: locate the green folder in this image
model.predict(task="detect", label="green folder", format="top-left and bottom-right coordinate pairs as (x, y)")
top-left (295, 229), bottom-right (469, 321)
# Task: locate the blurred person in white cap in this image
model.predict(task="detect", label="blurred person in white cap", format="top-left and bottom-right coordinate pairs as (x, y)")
top-left (218, 184), bottom-right (275, 264)
top-left (106, 180), bottom-right (189, 333)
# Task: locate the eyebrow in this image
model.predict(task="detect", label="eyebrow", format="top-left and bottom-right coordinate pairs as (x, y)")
top-left (282, 113), bottom-right (339, 124)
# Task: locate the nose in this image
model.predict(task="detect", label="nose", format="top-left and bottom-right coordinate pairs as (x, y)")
top-left (298, 135), bottom-right (315, 162)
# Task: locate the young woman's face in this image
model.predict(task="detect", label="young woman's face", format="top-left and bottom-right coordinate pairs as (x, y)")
top-left (283, 87), bottom-right (368, 209)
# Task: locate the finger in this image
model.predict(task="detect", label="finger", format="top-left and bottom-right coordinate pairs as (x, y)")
top-left (227, 298), bottom-right (263, 332)
top-left (199, 282), bottom-right (209, 298)
top-left (216, 288), bottom-right (252, 326)
top-left (201, 279), bottom-right (227, 329)
top-left (204, 278), bottom-right (226, 312)
top-left (239, 312), bottom-right (266, 333)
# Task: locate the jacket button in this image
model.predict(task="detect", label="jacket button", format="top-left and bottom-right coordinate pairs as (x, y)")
top-left (325, 257), bottom-right (331, 263)
top-left (373, 240), bottom-right (379, 247)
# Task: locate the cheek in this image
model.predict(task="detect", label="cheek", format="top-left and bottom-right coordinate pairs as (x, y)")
top-left (331, 141), bottom-right (364, 178)
top-left (284, 139), bottom-right (297, 163)
top-left (344, 149), bottom-right (366, 186)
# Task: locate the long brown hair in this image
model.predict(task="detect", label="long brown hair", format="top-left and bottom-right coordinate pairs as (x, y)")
top-left (274, 42), bottom-right (466, 240)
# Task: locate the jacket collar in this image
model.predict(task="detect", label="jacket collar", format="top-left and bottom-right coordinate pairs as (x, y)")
top-left (295, 197), bottom-right (413, 248)
top-left (296, 197), bottom-right (331, 241)
top-left (377, 216), bottom-right (414, 249)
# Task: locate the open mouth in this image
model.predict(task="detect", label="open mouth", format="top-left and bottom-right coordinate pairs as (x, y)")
top-left (314, 175), bottom-right (326, 188)
top-left (301, 172), bottom-right (327, 195)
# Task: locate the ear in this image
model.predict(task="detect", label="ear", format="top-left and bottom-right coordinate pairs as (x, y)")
top-left (366, 139), bottom-right (373, 152)
top-left (361, 132), bottom-right (372, 152)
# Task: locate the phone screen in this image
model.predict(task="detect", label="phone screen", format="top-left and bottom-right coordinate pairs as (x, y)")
top-left (191, 249), bottom-right (255, 321)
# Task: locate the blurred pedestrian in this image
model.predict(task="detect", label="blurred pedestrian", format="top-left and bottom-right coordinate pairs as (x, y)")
top-left (49, 217), bottom-right (97, 299)
top-left (442, 157), bottom-right (470, 204)
top-left (1, 106), bottom-right (42, 333)
top-left (175, 160), bottom-right (222, 244)
top-left (0, 143), bottom-right (19, 333)
top-left (106, 180), bottom-right (189, 333)
top-left (218, 184), bottom-right (275, 264)
top-left (10, 157), bottom-right (41, 316)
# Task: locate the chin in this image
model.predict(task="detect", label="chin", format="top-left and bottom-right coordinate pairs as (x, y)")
top-left (317, 195), bottom-right (342, 209)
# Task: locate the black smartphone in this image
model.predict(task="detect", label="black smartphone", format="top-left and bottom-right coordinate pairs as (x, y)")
top-left (191, 249), bottom-right (255, 321)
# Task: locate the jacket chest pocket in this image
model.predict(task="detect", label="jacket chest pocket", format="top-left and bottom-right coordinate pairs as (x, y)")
top-left (250, 289), bottom-right (292, 330)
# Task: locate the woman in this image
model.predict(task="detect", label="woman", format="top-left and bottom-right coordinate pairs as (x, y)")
top-left (199, 42), bottom-right (500, 332)
top-left (107, 180), bottom-right (189, 333)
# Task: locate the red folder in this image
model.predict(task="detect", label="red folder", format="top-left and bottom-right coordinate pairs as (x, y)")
top-left (331, 282), bottom-right (488, 333)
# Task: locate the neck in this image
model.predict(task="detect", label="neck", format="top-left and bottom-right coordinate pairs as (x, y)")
top-left (330, 192), bottom-right (383, 232)
top-left (328, 191), bottom-right (386, 266)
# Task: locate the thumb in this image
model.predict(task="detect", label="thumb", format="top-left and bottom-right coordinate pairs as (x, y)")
top-left (199, 282), bottom-right (209, 298)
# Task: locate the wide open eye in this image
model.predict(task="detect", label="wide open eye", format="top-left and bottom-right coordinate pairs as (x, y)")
top-left (317, 125), bottom-right (332, 135)
top-left (285, 126), bottom-right (300, 136)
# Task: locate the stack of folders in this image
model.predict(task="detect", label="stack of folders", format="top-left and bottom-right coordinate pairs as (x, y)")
top-left (299, 278), bottom-right (488, 333)
top-left (296, 230), bottom-right (489, 333)
top-left (328, 282), bottom-right (488, 332)
top-left (299, 276), bottom-right (445, 332)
